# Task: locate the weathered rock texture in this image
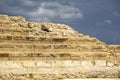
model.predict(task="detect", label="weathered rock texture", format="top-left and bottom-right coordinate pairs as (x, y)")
top-left (0, 14), bottom-right (120, 80)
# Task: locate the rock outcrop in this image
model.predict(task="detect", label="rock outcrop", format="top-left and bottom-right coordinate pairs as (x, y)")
top-left (0, 14), bottom-right (120, 80)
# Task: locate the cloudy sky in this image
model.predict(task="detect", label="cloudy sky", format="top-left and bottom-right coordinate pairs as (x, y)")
top-left (0, 0), bottom-right (120, 44)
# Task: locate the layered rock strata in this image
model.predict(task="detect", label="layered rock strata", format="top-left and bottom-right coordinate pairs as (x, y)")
top-left (0, 14), bottom-right (120, 80)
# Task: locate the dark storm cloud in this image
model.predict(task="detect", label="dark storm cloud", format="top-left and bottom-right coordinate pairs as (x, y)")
top-left (0, 0), bottom-right (38, 16)
top-left (0, 0), bottom-right (84, 21)
top-left (0, 0), bottom-right (120, 44)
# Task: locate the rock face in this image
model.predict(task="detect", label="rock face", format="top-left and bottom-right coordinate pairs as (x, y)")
top-left (0, 14), bottom-right (120, 79)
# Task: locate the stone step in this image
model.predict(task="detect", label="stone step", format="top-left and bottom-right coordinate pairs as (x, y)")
top-left (0, 34), bottom-right (104, 45)
top-left (0, 42), bottom-right (106, 46)
top-left (0, 60), bottom-right (119, 78)
top-left (0, 51), bottom-right (113, 60)
top-left (0, 27), bottom-right (99, 43)
top-left (0, 42), bottom-right (108, 52)
top-left (0, 27), bottom-right (30, 35)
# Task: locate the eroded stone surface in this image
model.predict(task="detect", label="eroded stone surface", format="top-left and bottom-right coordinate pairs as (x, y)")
top-left (0, 14), bottom-right (120, 79)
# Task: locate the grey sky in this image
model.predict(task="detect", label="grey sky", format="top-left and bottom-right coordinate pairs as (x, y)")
top-left (0, 0), bottom-right (120, 44)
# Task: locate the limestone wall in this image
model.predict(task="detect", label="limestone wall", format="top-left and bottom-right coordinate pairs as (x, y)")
top-left (0, 14), bottom-right (120, 79)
